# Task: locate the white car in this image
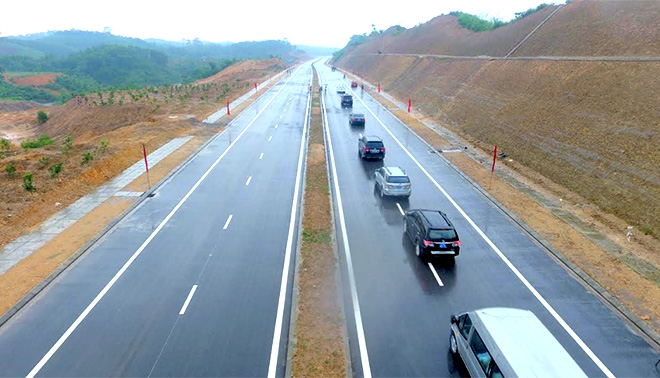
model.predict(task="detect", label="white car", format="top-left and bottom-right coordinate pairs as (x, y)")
top-left (336, 85), bottom-right (345, 94)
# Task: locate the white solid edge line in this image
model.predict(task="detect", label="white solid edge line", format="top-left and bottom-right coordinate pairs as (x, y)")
top-left (24, 65), bottom-right (300, 378)
top-left (245, 176), bottom-right (252, 186)
top-left (223, 214), bottom-right (233, 230)
top-left (396, 202), bottom-right (405, 216)
top-left (321, 67), bottom-right (373, 378)
top-left (266, 66), bottom-right (311, 378)
top-left (179, 285), bottom-right (198, 315)
top-left (348, 85), bottom-right (615, 378)
top-left (259, 152), bottom-right (264, 160)
top-left (428, 263), bottom-right (444, 287)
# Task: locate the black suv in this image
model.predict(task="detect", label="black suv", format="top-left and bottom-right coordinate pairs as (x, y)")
top-left (358, 135), bottom-right (385, 160)
top-left (403, 209), bottom-right (460, 260)
top-left (341, 95), bottom-right (353, 108)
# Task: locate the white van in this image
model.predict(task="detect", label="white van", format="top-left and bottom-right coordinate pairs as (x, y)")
top-left (449, 308), bottom-right (587, 378)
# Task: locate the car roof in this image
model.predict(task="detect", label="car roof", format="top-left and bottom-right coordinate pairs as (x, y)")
top-left (471, 308), bottom-right (588, 378)
top-left (410, 209), bottom-right (452, 228)
top-left (384, 166), bottom-right (407, 177)
top-left (351, 113), bottom-right (364, 117)
top-left (363, 135), bottom-right (381, 142)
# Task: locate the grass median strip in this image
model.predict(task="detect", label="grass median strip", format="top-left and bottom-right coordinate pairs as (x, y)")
top-left (292, 73), bottom-right (347, 377)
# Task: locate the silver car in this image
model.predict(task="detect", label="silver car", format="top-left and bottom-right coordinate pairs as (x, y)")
top-left (374, 166), bottom-right (411, 198)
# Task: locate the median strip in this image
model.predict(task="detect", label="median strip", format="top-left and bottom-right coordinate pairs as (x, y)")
top-left (291, 69), bottom-right (347, 377)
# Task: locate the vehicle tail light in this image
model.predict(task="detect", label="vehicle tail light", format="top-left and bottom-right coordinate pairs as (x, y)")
top-left (423, 240), bottom-right (434, 247)
top-left (453, 241), bottom-right (461, 246)
top-left (381, 147), bottom-right (386, 151)
top-left (363, 147), bottom-right (369, 151)
top-left (386, 184), bottom-right (394, 189)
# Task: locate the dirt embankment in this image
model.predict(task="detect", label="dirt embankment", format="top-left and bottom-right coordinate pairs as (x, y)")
top-left (335, 0), bottom-right (660, 333)
top-left (0, 59), bottom-right (287, 250)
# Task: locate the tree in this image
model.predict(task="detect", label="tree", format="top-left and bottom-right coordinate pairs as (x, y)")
top-left (37, 110), bottom-right (49, 125)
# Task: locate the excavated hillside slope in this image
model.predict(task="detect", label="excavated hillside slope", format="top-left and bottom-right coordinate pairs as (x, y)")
top-left (336, 0), bottom-right (660, 237)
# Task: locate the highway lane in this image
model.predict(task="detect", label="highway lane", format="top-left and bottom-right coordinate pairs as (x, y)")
top-left (0, 62), bottom-right (312, 377)
top-left (315, 62), bottom-right (660, 377)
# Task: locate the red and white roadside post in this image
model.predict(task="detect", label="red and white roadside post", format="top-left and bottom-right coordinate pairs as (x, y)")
top-left (226, 100), bottom-right (230, 116)
top-left (378, 83), bottom-right (381, 94)
top-left (489, 145), bottom-right (497, 190)
top-left (142, 143), bottom-right (151, 190)
top-left (254, 83), bottom-right (258, 94)
top-left (408, 98), bottom-right (412, 113)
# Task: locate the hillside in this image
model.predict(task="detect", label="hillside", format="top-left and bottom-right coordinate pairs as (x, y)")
top-left (334, 0), bottom-right (660, 240)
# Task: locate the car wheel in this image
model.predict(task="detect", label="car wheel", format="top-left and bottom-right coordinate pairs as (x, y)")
top-left (415, 241), bottom-right (421, 257)
top-left (403, 221), bottom-right (407, 233)
top-left (450, 333), bottom-right (458, 355)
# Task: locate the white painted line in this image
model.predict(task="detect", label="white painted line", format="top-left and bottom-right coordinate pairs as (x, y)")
top-left (24, 64), bottom-right (301, 378)
top-left (396, 202), bottom-right (405, 216)
top-left (275, 124), bottom-right (279, 129)
top-left (349, 85), bottom-right (615, 378)
top-left (320, 69), bottom-right (372, 378)
top-left (428, 263), bottom-right (444, 287)
top-left (223, 214), bottom-right (233, 230)
top-left (267, 66), bottom-right (311, 378)
top-left (245, 176), bottom-right (252, 186)
top-left (268, 136), bottom-right (273, 142)
top-left (279, 115), bottom-right (283, 119)
top-left (284, 108), bottom-right (287, 112)
top-left (259, 152), bottom-right (264, 160)
top-left (179, 285), bottom-right (198, 315)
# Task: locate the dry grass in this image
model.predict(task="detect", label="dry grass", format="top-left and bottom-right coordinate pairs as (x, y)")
top-left (292, 74), bottom-right (346, 377)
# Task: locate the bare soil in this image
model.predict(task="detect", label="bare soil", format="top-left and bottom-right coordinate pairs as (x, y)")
top-left (4, 73), bottom-right (63, 87)
top-left (292, 76), bottom-right (347, 377)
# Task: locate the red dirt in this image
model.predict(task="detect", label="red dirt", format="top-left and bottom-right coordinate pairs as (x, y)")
top-left (5, 73), bottom-right (64, 87)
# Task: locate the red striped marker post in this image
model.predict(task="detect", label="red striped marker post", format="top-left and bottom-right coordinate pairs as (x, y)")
top-left (408, 98), bottom-right (412, 113)
top-left (378, 83), bottom-right (381, 93)
top-left (142, 143), bottom-right (151, 189)
top-left (226, 100), bottom-right (230, 116)
top-left (489, 145), bottom-right (497, 190)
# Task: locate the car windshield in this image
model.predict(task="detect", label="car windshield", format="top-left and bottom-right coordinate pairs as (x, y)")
top-left (388, 176), bottom-right (409, 183)
top-left (428, 229), bottom-right (457, 240)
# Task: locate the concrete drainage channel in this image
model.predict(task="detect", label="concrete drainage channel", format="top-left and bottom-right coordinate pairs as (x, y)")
top-left (338, 67), bottom-right (660, 351)
top-left (0, 70), bottom-right (290, 328)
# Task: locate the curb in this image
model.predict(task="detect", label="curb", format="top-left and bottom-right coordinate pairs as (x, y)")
top-left (334, 65), bottom-right (660, 351)
top-left (0, 72), bottom-right (289, 328)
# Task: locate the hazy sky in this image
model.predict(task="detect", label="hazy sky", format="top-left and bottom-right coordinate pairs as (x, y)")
top-left (1, 0), bottom-right (563, 48)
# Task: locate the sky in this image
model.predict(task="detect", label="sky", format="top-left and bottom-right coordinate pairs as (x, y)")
top-left (1, 0), bottom-right (563, 48)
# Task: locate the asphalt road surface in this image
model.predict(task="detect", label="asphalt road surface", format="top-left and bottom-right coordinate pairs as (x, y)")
top-left (315, 61), bottom-right (660, 378)
top-left (0, 62), bottom-right (313, 377)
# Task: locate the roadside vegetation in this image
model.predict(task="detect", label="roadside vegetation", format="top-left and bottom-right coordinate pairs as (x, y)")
top-left (450, 3), bottom-right (552, 32)
top-left (292, 71), bottom-right (346, 377)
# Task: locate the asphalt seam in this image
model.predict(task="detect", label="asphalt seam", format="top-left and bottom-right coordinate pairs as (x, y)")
top-left (335, 66), bottom-right (660, 351)
top-left (0, 70), bottom-right (290, 329)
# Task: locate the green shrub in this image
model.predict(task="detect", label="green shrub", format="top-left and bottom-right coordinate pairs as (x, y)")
top-left (37, 110), bottom-right (49, 125)
top-left (23, 172), bottom-right (36, 191)
top-left (61, 135), bottom-right (73, 156)
top-left (98, 139), bottom-right (109, 154)
top-left (4, 162), bottom-right (16, 177)
top-left (38, 156), bottom-right (50, 165)
top-left (48, 162), bottom-right (63, 178)
top-left (81, 152), bottom-right (93, 165)
top-left (0, 138), bottom-right (12, 150)
top-left (21, 134), bottom-right (54, 149)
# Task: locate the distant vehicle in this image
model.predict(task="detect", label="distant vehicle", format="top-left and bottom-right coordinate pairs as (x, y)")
top-left (374, 166), bottom-right (411, 198)
top-left (404, 209), bottom-right (459, 260)
top-left (341, 95), bottom-right (353, 108)
top-left (332, 66), bottom-right (337, 72)
top-left (351, 81), bottom-right (358, 88)
top-left (349, 113), bottom-right (365, 126)
top-left (336, 84), bottom-right (345, 94)
top-left (358, 135), bottom-right (385, 160)
top-left (450, 308), bottom-right (588, 378)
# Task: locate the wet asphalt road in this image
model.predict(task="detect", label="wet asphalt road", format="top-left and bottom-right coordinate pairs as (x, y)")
top-left (0, 58), bottom-right (658, 378)
top-left (0, 62), bottom-right (313, 377)
top-left (314, 61), bottom-right (660, 378)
